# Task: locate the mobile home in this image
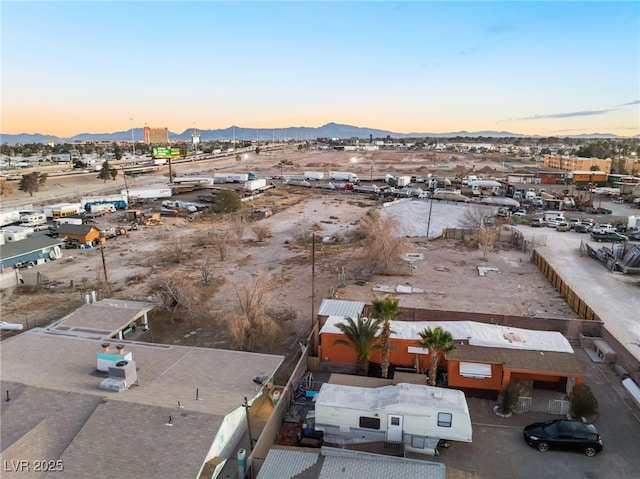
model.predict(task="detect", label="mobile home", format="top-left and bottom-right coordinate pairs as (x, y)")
top-left (314, 382), bottom-right (472, 455)
top-left (20, 212), bottom-right (47, 227)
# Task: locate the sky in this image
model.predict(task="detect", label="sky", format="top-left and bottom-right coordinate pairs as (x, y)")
top-left (2, 1), bottom-right (639, 138)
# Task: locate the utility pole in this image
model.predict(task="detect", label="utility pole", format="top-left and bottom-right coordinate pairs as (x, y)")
top-left (100, 245), bottom-right (112, 296)
top-left (243, 397), bottom-right (253, 451)
top-left (130, 118), bottom-right (135, 157)
top-left (311, 232), bottom-right (316, 330)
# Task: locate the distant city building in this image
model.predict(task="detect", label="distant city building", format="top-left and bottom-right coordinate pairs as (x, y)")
top-left (143, 126), bottom-right (169, 145)
top-left (544, 155), bottom-right (612, 174)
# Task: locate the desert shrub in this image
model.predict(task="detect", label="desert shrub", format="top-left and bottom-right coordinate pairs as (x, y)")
top-left (569, 384), bottom-right (598, 420)
top-left (497, 381), bottom-right (523, 415)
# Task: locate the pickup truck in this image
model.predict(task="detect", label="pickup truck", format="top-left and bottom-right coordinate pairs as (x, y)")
top-left (590, 231), bottom-right (628, 243)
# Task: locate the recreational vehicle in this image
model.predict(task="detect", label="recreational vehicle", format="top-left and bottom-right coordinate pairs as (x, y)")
top-left (314, 382), bottom-right (472, 455)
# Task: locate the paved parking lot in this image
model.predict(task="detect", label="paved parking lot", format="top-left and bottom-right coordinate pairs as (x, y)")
top-left (434, 348), bottom-right (640, 478)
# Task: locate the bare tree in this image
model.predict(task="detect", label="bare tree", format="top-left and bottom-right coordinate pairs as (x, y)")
top-left (358, 209), bottom-right (410, 274)
top-left (478, 225), bottom-right (498, 261)
top-left (201, 256), bottom-right (214, 285)
top-left (210, 229), bottom-right (233, 261)
top-left (150, 275), bottom-right (200, 323)
top-left (230, 215), bottom-right (246, 241)
top-left (460, 204), bottom-right (494, 229)
top-left (227, 276), bottom-right (278, 351)
top-left (459, 204), bottom-right (498, 260)
top-left (252, 224), bottom-right (271, 242)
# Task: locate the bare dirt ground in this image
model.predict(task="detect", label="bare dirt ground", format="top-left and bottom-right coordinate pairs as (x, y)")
top-left (1, 149), bottom-right (576, 359)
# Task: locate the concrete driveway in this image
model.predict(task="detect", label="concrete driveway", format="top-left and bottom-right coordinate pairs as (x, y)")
top-left (434, 348), bottom-right (640, 478)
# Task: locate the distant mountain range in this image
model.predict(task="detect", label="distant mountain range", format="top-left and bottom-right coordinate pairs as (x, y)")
top-left (1, 122), bottom-right (634, 145)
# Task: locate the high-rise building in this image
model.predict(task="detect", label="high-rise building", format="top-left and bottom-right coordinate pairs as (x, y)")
top-left (143, 126), bottom-right (169, 145)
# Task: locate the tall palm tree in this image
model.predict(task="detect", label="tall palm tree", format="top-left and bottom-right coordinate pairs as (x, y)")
top-left (371, 296), bottom-right (401, 379)
top-left (333, 316), bottom-right (383, 376)
top-left (416, 326), bottom-right (456, 386)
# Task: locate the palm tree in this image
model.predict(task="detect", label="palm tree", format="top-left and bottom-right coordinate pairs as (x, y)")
top-left (416, 326), bottom-right (456, 386)
top-left (371, 296), bottom-right (401, 379)
top-left (333, 316), bottom-right (383, 376)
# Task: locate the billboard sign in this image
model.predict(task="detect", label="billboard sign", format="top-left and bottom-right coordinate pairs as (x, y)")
top-left (153, 146), bottom-right (184, 158)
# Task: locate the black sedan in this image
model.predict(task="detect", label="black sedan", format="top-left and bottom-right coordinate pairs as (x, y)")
top-left (523, 420), bottom-right (603, 457)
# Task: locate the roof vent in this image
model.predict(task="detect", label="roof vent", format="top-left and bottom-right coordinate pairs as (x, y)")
top-left (433, 391), bottom-right (443, 399)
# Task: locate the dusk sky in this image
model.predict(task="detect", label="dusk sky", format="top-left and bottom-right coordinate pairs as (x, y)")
top-left (2, 1), bottom-right (639, 138)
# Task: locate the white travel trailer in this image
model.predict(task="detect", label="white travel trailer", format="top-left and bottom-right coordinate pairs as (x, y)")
top-left (314, 382), bottom-right (472, 455)
top-left (469, 180), bottom-right (501, 196)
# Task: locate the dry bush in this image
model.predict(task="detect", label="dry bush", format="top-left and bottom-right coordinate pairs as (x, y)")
top-left (209, 229), bottom-right (234, 260)
top-left (230, 216), bottom-right (246, 240)
top-left (358, 209), bottom-right (411, 274)
top-left (226, 276), bottom-right (279, 351)
top-left (252, 224), bottom-right (272, 242)
top-left (478, 225), bottom-right (498, 260)
top-left (201, 256), bottom-right (214, 285)
top-left (149, 275), bottom-right (201, 323)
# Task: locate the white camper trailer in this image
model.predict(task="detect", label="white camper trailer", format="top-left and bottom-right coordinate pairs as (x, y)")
top-left (314, 382), bottom-right (472, 455)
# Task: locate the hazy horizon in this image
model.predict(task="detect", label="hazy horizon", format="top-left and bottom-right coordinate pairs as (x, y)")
top-left (2, 2), bottom-right (639, 138)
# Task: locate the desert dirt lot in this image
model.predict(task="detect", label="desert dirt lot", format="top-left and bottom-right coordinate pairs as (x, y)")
top-left (1, 149), bottom-right (578, 364)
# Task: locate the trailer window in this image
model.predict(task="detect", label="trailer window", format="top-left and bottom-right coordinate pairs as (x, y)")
top-left (437, 412), bottom-right (452, 428)
top-left (359, 416), bottom-right (380, 430)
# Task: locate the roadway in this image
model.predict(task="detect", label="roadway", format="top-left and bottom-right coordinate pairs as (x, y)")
top-left (514, 203), bottom-right (640, 364)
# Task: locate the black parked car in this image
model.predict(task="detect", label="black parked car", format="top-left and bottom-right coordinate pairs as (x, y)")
top-left (523, 420), bottom-right (603, 456)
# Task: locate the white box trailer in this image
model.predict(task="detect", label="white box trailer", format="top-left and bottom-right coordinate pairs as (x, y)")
top-left (304, 171), bottom-right (325, 181)
top-left (397, 176), bottom-right (412, 188)
top-left (314, 382), bottom-right (472, 453)
top-left (214, 172), bottom-right (249, 183)
top-left (0, 210), bottom-right (22, 227)
top-left (245, 178), bottom-right (267, 191)
top-left (330, 171), bottom-right (360, 183)
top-left (122, 186), bottom-right (173, 200)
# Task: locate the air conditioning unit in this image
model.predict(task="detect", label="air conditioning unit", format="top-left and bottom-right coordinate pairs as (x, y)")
top-left (108, 360), bottom-right (137, 386)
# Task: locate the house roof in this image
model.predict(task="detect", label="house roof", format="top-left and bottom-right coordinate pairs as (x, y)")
top-left (446, 343), bottom-right (584, 376)
top-left (0, 235), bottom-right (64, 262)
top-left (315, 382), bottom-right (469, 414)
top-left (321, 317), bottom-right (574, 354)
top-left (257, 447), bottom-right (446, 479)
top-left (57, 401), bottom-right (223, 479)
top-left (50, 299), bottom-right (156, 338)
top-left (57, 224), bottom-right (100, 235)
top-left (1, 330), bottom-right (283, 414)
top-left (318, 299), bottom-right (366, 318)
top-left (1, 328), bottom-right (284, 478)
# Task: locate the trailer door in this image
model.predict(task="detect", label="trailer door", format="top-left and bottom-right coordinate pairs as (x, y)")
top-left (386, 414), bottom-right (403, 442)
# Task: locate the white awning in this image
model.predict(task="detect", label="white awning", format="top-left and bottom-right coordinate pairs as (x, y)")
top-left (459, 362), bottom-right (492, 379)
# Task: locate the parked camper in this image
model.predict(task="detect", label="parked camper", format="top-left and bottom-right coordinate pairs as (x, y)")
top-left (304, 171), bottom-right (325, 181)
top-left (314, 382), bottom-right (472, 455)
top-left (20, 213), bottom-right (47, 227)
top-left (88, 203), bottom-right (116, 215)
top-left (543, 211), bottom-right (565, 223)
top-left (329, 171), bottom-right (360, 184)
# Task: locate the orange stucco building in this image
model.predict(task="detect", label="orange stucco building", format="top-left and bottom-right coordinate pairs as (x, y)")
top-left (319, 317), bottom-right (584, 398)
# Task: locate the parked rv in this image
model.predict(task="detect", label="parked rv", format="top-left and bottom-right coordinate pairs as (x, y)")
top-left (314, 382), bottom-right (472, 456)
top-left (20, 213), bottom-right (47, 227)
